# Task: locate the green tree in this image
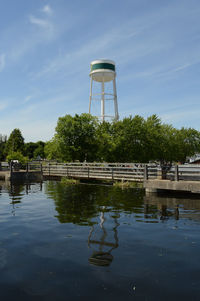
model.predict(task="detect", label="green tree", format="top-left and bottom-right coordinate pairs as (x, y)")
top-left (111, 115), bottom-right (146, 162)
top-left (144, 115), bottom-right (164, 162)
top-left (24, 142), bottom-right (37, 159)
top-left (44, 113), bottom-right (200, 165)
top-left (6, 129), bottom-right (24, 154)
top-left (24, 141), bottom-right (46, 159)
top-left (96, 121), bottom-right (116, 162)
top-left (0, 134), bottom-right (7, 161)
top-left (55, 113), bottom-right (98, 162)
top-left (175, 127), bottom-right (200, 163)
top-left (44, 136), bottom-right (62, 160)
top-left (33, 141), bottom-right (45, 159)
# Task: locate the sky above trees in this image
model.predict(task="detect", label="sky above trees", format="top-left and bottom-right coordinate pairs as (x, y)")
top-left (0, 0), bottom-right (200, 142)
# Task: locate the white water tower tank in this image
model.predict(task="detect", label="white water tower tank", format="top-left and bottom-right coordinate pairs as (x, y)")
top-left (89, 59), bottom-right (119, 121)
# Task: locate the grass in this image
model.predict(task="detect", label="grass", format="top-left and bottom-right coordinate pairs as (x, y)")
top-left (61, 177), bottom-right (80, 185)
top-left (113, 180), bottom-right (143, 189)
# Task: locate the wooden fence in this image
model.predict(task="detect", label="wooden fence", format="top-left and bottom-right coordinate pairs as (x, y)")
top-left (2, 161), bottom-right (200, 182)
top-left (0, 162), bottom-right (10, 171)
top-left (41, 162), bottom-right (200, 182)
top-left (166, 165), bottom-right (200, 181)
top-left (42, 162), bottom-right (158, 182)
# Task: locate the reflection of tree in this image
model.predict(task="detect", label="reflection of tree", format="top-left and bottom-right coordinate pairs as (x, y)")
top-left (45, 182), bottom-right (145, 226)
top-left (9, 182), bottom-right (24, 200)
top-left (144, 204), bottom-right (158, 220)
top-left (45, 182), bottom-right (146, 267)
top-left (8, 182), bottom-right (24, 216)
top-left (7, 182), bottom-right (43, 216)
top-left (45, 182), bottom-right (99, 226)
top-left (144, 201), bottom-right (179, 222)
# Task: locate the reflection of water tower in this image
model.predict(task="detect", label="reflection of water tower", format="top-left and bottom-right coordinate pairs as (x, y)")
top-left (89, 59), bottom-right (119, 122)
top-left (88, 207), bottom-right (119, 266)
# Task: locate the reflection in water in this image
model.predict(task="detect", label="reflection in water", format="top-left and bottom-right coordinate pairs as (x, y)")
top-left (88, 208), bottom-right (119, 266)
top-left (45, 182), bottom-right (126, 266)
top-left (45, 181), bottom-right (145, 225)
top-left (144, 193), bottom-right (200, 222)
top-left (1, 181), bottom-right (200, 300)
top-left (44, 181), bottom-right (200, 270)
top-left (144, 203), bottom-right (179, 221)
top-left (45, 182), bottom-right (145, 266)
top-left (9, 182), bottom-right (24, 216)
top-left (7, 182), bottom-right (43, 216)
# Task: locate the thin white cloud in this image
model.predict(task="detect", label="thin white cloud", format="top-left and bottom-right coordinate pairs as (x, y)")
top-left (155, 61), bottom-right (200, 80)
top-left (1, 0), bottom-right (200, 141)
top-left (36, 2), bottom-right (198, 81)
top-left (172, 63), bottom-right (192, 73)
top-left (161, 109), bottom-right (200, 125)
top-left (24, 95), bottom-right (33, 104)
top-left (121, 60), bottom-right (200, 82)
top-left (29, 15), bottom-right (52, 30)
top-left (42, 5), bottom-right (53, 16)
top-left (34, 25), bottom-right (144, 78)
top-left (7, 14), bottom-right (56, 62)
top-left (0, 54), bottom-right (6, 72)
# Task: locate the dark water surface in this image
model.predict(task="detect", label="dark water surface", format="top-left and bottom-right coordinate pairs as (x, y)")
top-left (0, 181), bottom-right (200, 300)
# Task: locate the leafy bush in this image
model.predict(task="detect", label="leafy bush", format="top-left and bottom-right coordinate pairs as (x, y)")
top-left (7, 151), bottom-right (29, 165)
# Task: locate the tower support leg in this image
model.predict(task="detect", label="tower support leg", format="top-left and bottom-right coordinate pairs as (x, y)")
top-left (101, 81), bottom-right (105, 122)
top-left (89, 78), bottom-right (93, 114)
top-left (113, 78), bottom-right (119, 121)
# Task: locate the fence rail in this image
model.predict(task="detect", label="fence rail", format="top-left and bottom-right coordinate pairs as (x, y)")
top-left (0, 162), bottom-right (10, 171)
top-left (42, 162), bottom-right (158, 181)
top-left (41, 162), bottom-right (200, 182)
top-left (166, 165), bottom-right (200, 181)
top-left (2, 161), bottom-right (200, 183)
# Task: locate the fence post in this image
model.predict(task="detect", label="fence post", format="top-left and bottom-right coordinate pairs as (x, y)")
top-left (88, 167), bottom-right (90, 179)
top-left (10, 161), bottom-right (13, 178)
top-left (144, 164), bottom-right (148, 180)
top-left (175, 165), bottom-right (179, 181)
top-left (48, 163), bottom-right (50, 176)
top-left (112, 167), bottom-right (114, 180)
top-left (26, 163), bottom-right (29, 173)
top-left (40, 163), bottom-right (43, 173)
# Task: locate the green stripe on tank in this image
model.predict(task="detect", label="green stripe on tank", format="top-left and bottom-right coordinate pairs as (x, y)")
top-left (91, 63), bottom-right (115, 72)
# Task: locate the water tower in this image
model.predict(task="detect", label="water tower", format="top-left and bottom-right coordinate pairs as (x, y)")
top-left (89, 59), bottom-right (119, 121)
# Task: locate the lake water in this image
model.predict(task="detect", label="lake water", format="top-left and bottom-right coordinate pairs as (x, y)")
top-left (0, 181), bottom-right (200, 300)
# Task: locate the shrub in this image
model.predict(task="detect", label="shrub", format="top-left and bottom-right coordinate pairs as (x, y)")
top-left (7, 151), bottom-right (29, 165)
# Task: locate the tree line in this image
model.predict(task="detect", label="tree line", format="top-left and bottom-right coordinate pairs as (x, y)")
top-left (0, 129), bottom-right (45, 163)
top-left (45, 113), bottom-right (200, 165)
top-left (1, 113), bottom-right (200, 165)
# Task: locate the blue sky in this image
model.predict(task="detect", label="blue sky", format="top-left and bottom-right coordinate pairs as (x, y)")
top-left (0, 0), bottom-right (200, 142)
